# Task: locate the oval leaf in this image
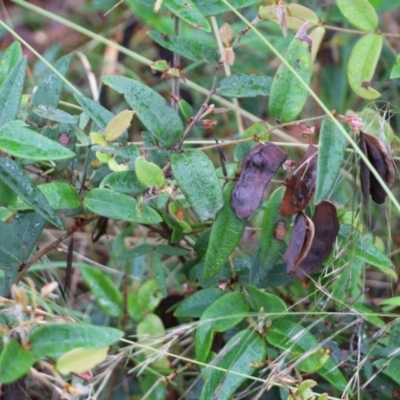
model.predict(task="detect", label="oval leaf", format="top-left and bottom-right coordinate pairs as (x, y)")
top-left (104, 110), bottom-right (135, 141)
top-left (56, 346), bottom-right (109, 375)
top-left (315, 118), bottom-right (347, 204)
top-left (148, 32), bottom-right (219, 67)
top-left (200, 330), bottom-right (267, 400)
top-left (38, 182), bottom-right (82, 210)
top-left (0, 221), bottom-right (25, 271)
top-left (100, 171), bottom-right (147, 194)
top-left (0, 57), bottom-right (27, 128)
top-left (81, 267), bottom-right (122, 317)
top-left (171, 150), bottom-right (223, 221)
top-left (204, 182), bottom-right (247, 281)
top-left (84, 188), bottom-right (161, 224)
top-left (280, 144), bottom-right (317, 216)
top-left (0, 42), bottom-right (23, 87)
top-left (347, 34), bottom-right (382, 100)
top-left (102, 75), bottom-right (183, 147)
top-left (232, 143), bottom-right (287, 219)
top-left (0, 338), bottom-right (34, 384)
top-left (244, 284), bottom-right (288, 316)
top-left (268, 23), bottom-right (312, 122)
top-left (336, 0), bottom-right (378, 31)
top-left (31, 105), bottom-right (78, 124)
top-left (217, 74), bottom-right (273, 98)
top-left (135, 156), bottom-right (164, 187)
top-left (163, 0), bottom-right (210, 32)
top-left (195, 291), bottom-right (249, 362)
top-left (0, 157), bottom-right (63, 229)
top-left (0, 120), bottom-right (76, 160)
top-left (30, 323), bottom-right (123, 359)
top-left (75, 95), bottom-right (114, 130)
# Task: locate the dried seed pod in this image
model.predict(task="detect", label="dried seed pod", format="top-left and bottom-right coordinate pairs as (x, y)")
top-left (295, 200), bottom-right (339, 278)
top-left (279, 144), bottom-right (318, 216)
top-left (231, 143), bottom-right (287, 219)
top-left (283, 212), bottom-right (314, 275)
top-left (359, 132), bottom-right (370, 204)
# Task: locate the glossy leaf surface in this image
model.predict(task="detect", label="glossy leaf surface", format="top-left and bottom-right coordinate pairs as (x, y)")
top-left (336, 0), bottom-right (378, 31)
top-left (171, 150), bottom-right (223, 221)
top-left (135, 156), bottom-right (164, 187)
top-left (75, 95), bottom-right (114, 130)
top-left (84, 188), bottom-right (161, 224)
top-left (347, 34), bottom-right (382, 100)
top-left (280, 144), bottom-right (317, 216)
top-left (204, 182), bottom-right (247, 281)
top-left (30, 323), bottom-right (123, 359)
top-left (163, 0), bottom-right (210, 31)
top-left (102, 75), bottom-right (183, 147)
top-left (0, 220), bottom-right (24, 271)
top-left (0, 120), bottom-right (75, 161)
top-left (0, 157), bottom-right (63, 229)
top-left (195, 291), bottom-right (249, 362)
top-left (31, 105), bottom-right (78, 124)
top-left (81, 267), bottom-right (122, 317)
top-left (200, 330), bottom-right (267, 400)
top-left (38, 182), bottom-right (81, 210)
top-left (0, 42), bottom-right (22, 87)
top-left (232, 143), bottom-right (287, 219)
top-left (217, 74), bottom-right (273, 98)
top-left (268, 24), bottom-right (312, 122)
top-left (315, 118), bottom-right (346, 204)
top-left (174, 288), bottom-right (223, 318)
top-left (100, 171), bottom-right (147, 195)
top-left (148, 32), bottom-right (219, 67)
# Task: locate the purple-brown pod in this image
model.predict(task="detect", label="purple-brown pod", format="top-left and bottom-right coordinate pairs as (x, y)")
top-left (295, 200), bottom-right (339, 278)
top-left (283, 212), bottom-right (314, 275)
top-left (231, 143), bottom-right (287, 219)
top-left (359, 132), bottom-right (370, 204)
top-left (279, 144), bottom-right (318, 216)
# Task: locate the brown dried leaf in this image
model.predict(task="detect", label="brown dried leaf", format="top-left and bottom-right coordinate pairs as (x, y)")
top-left (279, 144), bottom-right (318, 216)
top-left (295, 200), bottom-right (339, 278)
top-left (283, 212), bottom-right (314, 275)
top-left (231, 143), bottom-right (287, 219)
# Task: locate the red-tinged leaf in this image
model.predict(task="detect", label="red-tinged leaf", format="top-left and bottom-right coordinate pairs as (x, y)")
top-left (279, 144), bottom-right (317, 216)
top-left (231, 143), bottom-right (287, 219)
top-left (295, 200), bottom-right (339, 278)
top-left (283, 212), bottom-right (314, 275)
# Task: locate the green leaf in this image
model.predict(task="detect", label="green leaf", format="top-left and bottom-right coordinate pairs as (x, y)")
top-left (100, 171), bottom-right (147, 194)
top-left (192, 0), bottom-right (260, 16)
top-left (0, 120), bottom-right (76, 160)
top-left (75, 95), bottom-right (114, 130)
top-left (217, 74), bottom-right (273, 98)
top-left (0, 57), bottom-right (27, 128)
top-left (336, 0), bottom-right (378, 31)
top-left (31, 105), bottom-right (78, 124)
top-left (200, 330), bottom-right (267, 400)
top-left (81, 267), bottom-right (122, 317)
top-left (0, 221), bottom-right (24, 271)
top-left (204, 182), bottom-right (247, 281)
top-left (102, 75), bottom-right (183, 147)
top-left (31, 54), bottom-right (71, 108)
top-left (151, 251), bottom-right (167, 298)
top-left (244, 284), bottom-right (289, 316)
top-left (390, 63), bottom-right (400, 79)
top-left (339, 225), bottom-right (392, 269)
top-left (174, 288), bottom-right (224, 318)
top-left (314, 118), bottom-right (347, 204)
top-left (163, 0), bottom-right (210, 31)
top-left (195, 291), bottom-right (249, 362)
top-left (267, 319), bottom-right (348, 391)
top-left (37, 182), bottom-right (81, 210)
top-left (0, 338), bottom-right (35, 384)
top-left (156, 244), bottom-right (190, 255)
top-left (117, 243), bottom-right (154, 260)
top-left (0, 157), bottom-right (63, 229)
top-left (347, 34), bottom-right (382, 100)
top-left (259, 186), bottom-right (290, 268)
top-left (30, 323), bottom-right (124, 359)
top-left (148, 32), bottom-right (219, 67)
top-left (0, 42), bottom-right (23, 87)
top-left (104, 110), bottom-right (135, 141)
top-left (83, 188), bottom-right (162, 224)
top-left (234, 122), bottom-right (269, 162)
top-left (268, 27), bottom-right (312, 122)
top-left (0, 178), bottom-right (17, 207)
top-left (171, 150), bottom-right (223, 221)
top-left (135, 156), bottom-right (165, 187)
top-left (128, 279), bottom-right (163, 321)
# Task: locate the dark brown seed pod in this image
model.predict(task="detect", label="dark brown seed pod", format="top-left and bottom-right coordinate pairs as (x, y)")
top-left (359, 132), bottom-right (370, 204)
top-left (231, 143), bottom-right (287, 219)
top-left (294, 200), bottom-right (339, 278)
top-left (283, 212), bottom-right (314, 275)
top-left (279, 144), bottom-right (318, 216)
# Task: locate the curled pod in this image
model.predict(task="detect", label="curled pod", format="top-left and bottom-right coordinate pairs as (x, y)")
top-left (283, 212), bottom-right (315, 275)
top-left (231, 143), bottom-right (287, 219)
top-left (279, 144), bottom-right (318, 216)
top-left (295, 200), bottom-right (339, 278)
